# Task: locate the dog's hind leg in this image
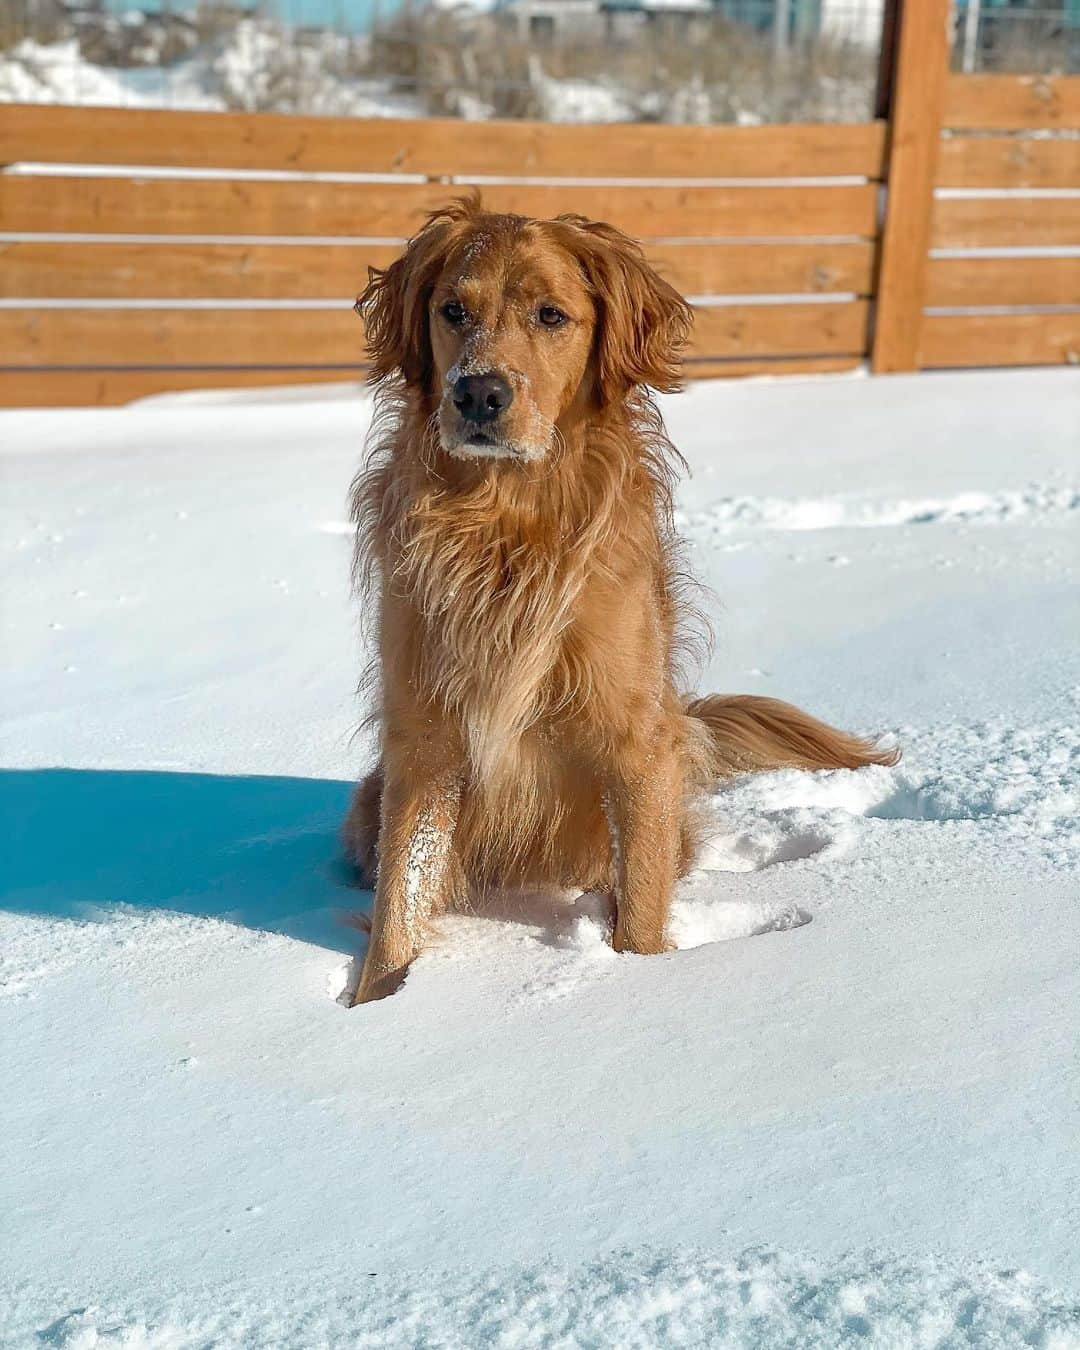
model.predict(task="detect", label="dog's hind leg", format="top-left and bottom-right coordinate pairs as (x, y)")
top-left (352, 759), bottom-right (462, 1005)
top-left (342, 764), bottom-right (383, 886)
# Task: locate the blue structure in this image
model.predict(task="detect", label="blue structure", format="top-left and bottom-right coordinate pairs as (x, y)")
top-left (101, 0), bottom-right (405, 32)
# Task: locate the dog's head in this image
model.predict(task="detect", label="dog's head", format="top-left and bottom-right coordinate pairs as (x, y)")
top-left (356, 196), bottom-right (692, 463)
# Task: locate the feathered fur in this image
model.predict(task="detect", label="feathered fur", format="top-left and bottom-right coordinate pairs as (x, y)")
top-left (344, 197), bottom-right (897, 1003)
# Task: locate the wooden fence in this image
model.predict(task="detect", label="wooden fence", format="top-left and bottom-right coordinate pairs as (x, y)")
top-left (875, 21), bottom-right (1080, 371)
top-left (0, 0), bottom-right (1077, 406)
top-left (0, 110), bottom-right (884, 405)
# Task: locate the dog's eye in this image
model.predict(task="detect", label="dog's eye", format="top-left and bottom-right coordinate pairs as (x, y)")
top-left (538, 305), bottom-right (567, 328)
top-left (441, 300), bottom-right (468, 326)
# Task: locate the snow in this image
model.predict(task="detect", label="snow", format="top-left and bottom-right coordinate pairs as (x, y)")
top-left (0, 39), bottom-right (153, 108)
top-left (523, 57), bottom-right (635, 124)
top-left (0, 27), bottom-right (635, 122)
top-left (0, 27), bottom-right (423, 118)
top-left (8, 1253), bottom-right (1080, 1348)
top-left (0, 24), bottom-right (777, 123)
top-left (2, 367), bottom-right (1079, 1347)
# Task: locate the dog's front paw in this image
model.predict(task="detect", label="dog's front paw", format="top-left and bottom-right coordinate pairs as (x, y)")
top-left (350, 959), bottom-right (408, 1006)
top-left (612, 921), bottom-right (670, 956)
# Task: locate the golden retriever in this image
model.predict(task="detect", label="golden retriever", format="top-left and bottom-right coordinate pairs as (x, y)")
top-left (344, 195), bottom-right (896, 1004)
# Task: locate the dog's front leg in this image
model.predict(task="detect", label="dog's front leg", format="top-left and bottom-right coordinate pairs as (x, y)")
top-left (606, 740), bottom-right (681, 956)
top-left (352, 765), bottom-right (461, 1005)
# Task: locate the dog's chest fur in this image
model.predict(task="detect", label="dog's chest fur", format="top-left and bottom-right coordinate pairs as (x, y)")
top-left (390, 463), bottom-right (650, 786)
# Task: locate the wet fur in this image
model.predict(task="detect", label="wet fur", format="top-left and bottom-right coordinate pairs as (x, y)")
top-left (345, 197), bottom-right (897, 1003)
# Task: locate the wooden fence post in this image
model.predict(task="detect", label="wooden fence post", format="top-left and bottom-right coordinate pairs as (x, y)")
top-left (873, 0), bottom-right (902, 120)
top-left (871, 0), bottom-right (953, 373)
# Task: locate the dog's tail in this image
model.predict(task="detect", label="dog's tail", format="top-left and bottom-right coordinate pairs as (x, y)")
top-left (687, 693), bottom-right (899, 779)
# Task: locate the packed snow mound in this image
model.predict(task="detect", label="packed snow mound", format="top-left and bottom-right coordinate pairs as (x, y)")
top-left (12, 1250), bottom-right (1080, 1349)
top-left (676, 484), bottom-right (1080, 536)
top-left (0, 26), bottom-right (423, 117)
top-left (0, 39), bottom-right (151, 107)
top-left (328, 482), bottom-right (1080, 542)
top-left (692, 719), bottom-right (1080, 878)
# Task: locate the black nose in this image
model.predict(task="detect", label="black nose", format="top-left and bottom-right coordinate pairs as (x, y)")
top-left (452, 373), bottom-right (514, 424)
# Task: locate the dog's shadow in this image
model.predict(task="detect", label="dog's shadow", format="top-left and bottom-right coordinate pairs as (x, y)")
top-left (0, 767), bottom-right (370, 955)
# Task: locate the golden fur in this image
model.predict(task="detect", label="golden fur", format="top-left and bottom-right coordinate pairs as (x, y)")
top-left (344, 196), bottom-right (897, 1004)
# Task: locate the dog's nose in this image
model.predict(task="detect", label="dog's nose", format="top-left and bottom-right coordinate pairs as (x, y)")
top-left (453, 373), bottom-right (514, 424)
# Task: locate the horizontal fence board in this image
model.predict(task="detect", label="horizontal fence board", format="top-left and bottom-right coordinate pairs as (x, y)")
top-left (0, 241), bottom-right (400, 301)
top-left (926, 256), bottom-right (1080, 307)
top-left (920, 311), bottom-right (1080, 367)
top-left (0, 356), bottom-right (859, 406)
top-left (635, 242), bottom-right (876, 296)
top-left (684, 355), bottom-right (861, 378)
top-left (1, 307), bottom-right (363, 367)
top-left (937, 136), bottom-right (1080, 189)
top-left (0, 301), bottom-right (870, 367)
top-left (931, 196), bottom-right (1080, 248)
top-left (691, 301), bottom-right (868, 356)
top-left (0, 104), bottom-right (888, 179)
top-left (0, 176), bottom-right (880, 240)
top-left (943, 74), bottom-right (1080, 130)
top-left (0, 239), bottom-right (877, 300)
top-left (0, 367), bottom-right (364, 408)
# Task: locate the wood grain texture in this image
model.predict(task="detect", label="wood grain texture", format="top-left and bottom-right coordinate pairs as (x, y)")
top-left (0, 239), bottom-right (877, 300)
top-left (0, 300), bottom-right (870, 366)
top-left (691, 301), bottom-right (869, 357)
top-left (647, 243), bottom-right (876, 296)
top-left (0, 307), bottom-right (364, 367)
top-left (0, 104), bottom-right (888, 178)
top-left (936, 136), bottom-right (1080, 189)
top-left (683, 355), bottom-right (861, 378)
top-left (870, 0), bottom-right (952, 372)
top-left (0, 176), bottom-right (880, 240)
top-left (943, 74), bottom-right (1080, 130)
top-left (0, 367), bottom-right (365, 408)
top-left (0, 241), bottom-right (400, 301)
top-left (926, 256), bottom-right (1080, 307)
top-left (920, 311), bottom-right (1080, 367)
top-left (931, 196), bottom-right (1080, 248)
top-left (0, 357), bottom-right (860, 406)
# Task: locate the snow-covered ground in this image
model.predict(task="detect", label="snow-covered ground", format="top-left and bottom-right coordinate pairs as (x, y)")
top-left (2, 368), bottom-right (1079, 1347)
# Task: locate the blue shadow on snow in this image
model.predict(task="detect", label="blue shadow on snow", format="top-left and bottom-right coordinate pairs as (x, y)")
top-left (0, 768), bottom-right (369, 954)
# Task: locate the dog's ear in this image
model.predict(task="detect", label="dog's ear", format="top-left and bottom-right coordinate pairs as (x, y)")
top-left (559, 217), bottom-right (694, 401)
top-left (355, 201), bottom-right (474, 386)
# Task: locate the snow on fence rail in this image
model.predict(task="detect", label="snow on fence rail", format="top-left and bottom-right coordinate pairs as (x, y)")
top-left (0, 10), bottom-right (1077, 406)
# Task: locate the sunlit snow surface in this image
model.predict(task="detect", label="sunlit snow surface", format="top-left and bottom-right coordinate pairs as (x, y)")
top-left (2, 369), bottom-right (1079, 1347)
